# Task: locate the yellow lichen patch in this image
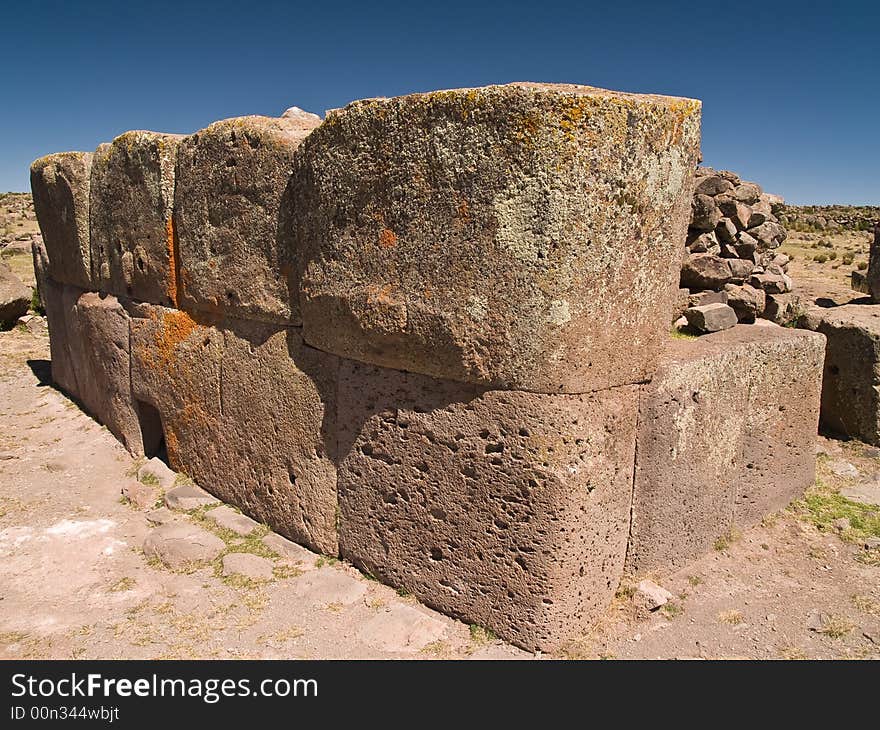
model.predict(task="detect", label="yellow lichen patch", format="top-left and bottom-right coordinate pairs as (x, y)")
top-left (138, 309), bottom-right (201, 374)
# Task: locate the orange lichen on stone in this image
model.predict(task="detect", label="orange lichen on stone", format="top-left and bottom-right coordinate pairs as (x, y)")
top-left (378, 228), bottom-right (397, 249)
top-left (166, 217), bottom-right (179, 307)
top-left (137, 309), bottom-right (201, 374)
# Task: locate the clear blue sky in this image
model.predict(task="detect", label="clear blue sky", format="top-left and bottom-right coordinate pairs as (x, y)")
top-left (2, 0), bottom-right (877, 204)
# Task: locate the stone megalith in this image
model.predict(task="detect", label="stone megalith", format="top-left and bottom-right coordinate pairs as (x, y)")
top-left (291, 82), bottom-right (702, 393)
top-left (868, 221), bottom-right (880, 302)
top-left (90, 131), bottom-right (182, 306)
top-left (174, 115), bottom-right (320, 324)
top-left (30, 152), bottom-right (93, 289)
top-left (336, 360), bottom-right (639, 652)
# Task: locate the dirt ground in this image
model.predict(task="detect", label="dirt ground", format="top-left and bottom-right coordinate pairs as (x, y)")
top-left (0, 323), bottom-right (877, 660)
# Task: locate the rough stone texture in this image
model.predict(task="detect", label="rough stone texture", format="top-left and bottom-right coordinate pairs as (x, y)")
top-left (143, 523), bottom-right (225, 569)
top-left (684, 302), bottom-right (737, 333)
top-left (800, 305), bottom-right (880, 444)
top-left (164, 483), bottom-right (219, 511)
top-left (336, 359), bottom-right (639, 652)
top-left (724, 283), bottom-right (766, 323)
top-left (175, 116), bottom-right (318, 324)
top-left (121, 480), bottom-right (158, 509)
top-left (138, 456), bottom-right (176, 490)
top-left (29, 152), bottom-right (93, 289)
top-left (262, 532), bottom-right (317, 568)
top-left (221, 553), bottom-right (274, 581)
top-left (680, 254), bottom-right (732, 290)
top-left (867, 222), bottom-right (880, 303)
top-left (0, 261), bottom-right (31, 327)
top-left (32, 241), bottom-right (79, 397)
top-left (627, 326), bottom-right (825, 573)
top-left (292, 82), bottom-right (701, 393)
top-left (65, 291), bottom-right (144, 455)
top-left (129, 305), bottom-right (339, 554)
top-left (852, 270), bottom-right (869, 295)
top-left (206, 505), bottom-right (260, 536)
top-left (90, 131), bottom-right (182, 306)
top-left (634, 579), bottom-right (673, 610)
top-left (761, 292), bottom-right (804, 325)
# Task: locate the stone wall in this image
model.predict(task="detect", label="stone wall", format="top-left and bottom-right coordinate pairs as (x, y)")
top-left (30, 82), bottom-right (824, 653)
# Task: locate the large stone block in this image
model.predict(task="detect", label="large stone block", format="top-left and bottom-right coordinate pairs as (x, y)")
top-left (129, 307), bottom-right (338, 554)
top-left (30, 152), bottom-right (93, 289)
top-left (33, 241), bottom-right (80, 397)
top-left (66, 291), bottom-right (145, 455)
top-left (627, 326), bottom-right (825, 574)
top-left (292, 83), bottom-right (701, 393)
top-left (336, 360), bottom-right (639, 652)
top-left (90, 131), bottom-right (182, 306)
top-left (175, 115), bottom-right (319, 324)
top-left (800, 305), bottom-right (880, 444)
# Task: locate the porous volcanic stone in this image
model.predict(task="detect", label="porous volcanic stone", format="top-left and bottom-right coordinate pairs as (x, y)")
top-left (627, 325), bottom-right (825, 573)
top-left (680, 254), bottom-right (732, 290)
top-left (30, 152), bottom-right (93, 288)
top-left (336, 359), bottom-right (639, 652)
top-left (90, 131), bottom-right (182, 306)
top-left (175, 115), bottom-right (319, 324)
top-left (292, 82), bottom-right (701, 393)
top-left (66, 291), bottom-right (144, 454)
top-left (867, 222), bottom-right (880, 302)
top-left (800, 305), bottom-right (880, 445)
top-left (129, 306), bottom-right (339, 554)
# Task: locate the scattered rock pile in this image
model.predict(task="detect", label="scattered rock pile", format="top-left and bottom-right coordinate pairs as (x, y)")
top-left (678, 167), bottom-right (794, 332)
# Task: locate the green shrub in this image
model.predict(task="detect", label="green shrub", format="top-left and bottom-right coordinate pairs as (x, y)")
top-left (842, 252), bottom-right (855, 265)
top-left (828, 250), bottom-right (838, 260)
top-left (858, 261), bottom-right (868, 271)
top-left (813, 253), bottom-right (828, 263)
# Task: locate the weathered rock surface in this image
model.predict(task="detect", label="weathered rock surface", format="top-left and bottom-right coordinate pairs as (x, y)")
top-left (634, 579), bottom-right (673, 611)
top-left (292, 82), bottom-right (701, 393)
top-left (30, 152), bottom-right (93, 288)
top-left (0, 261), bottom-right (31, 327)
top-left (206, 505), bottom-right (260, 536)
top-left (684, 302), bottom-right (737, 333)
top-left (221, 553), bottom-right (274, 581)
top-left (680, 254), bottom-right (732, 290)
top-left (65, 291), bottom-right (145, 454)
top-left (129, 306), bottom-right (339, 554)
top-left (90, 131), bottom-right (182, 306)
top-left (175, 115), bottom-right (318, 324)
top-left (867, 222), bottom-right (880, 302)
top-left (32, 241), bottom-right (80, 396)
top-left (627, 325), bottom-right (825, 573)
top-left (164, 483), bottom-right (219, 511)
top-left (137, 457), bottom-right (176, 490)
top-left (800, 305), bottom-right (880, 444)
top-left (336, 359), bottom-right (639, 652)
top-left (142, 523), bottom-right (225, 569)
top-left (355, 604), bottom-right (449, 651)
top-left (724, 283), bottom-right (766, 323)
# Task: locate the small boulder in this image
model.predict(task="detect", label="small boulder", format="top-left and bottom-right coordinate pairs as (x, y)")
top-left (681, 254), bottom-right (733, 290)
top-left (164, 483), bottom-right (219, 511)
top-left (634, 579), bottom-right (674, 611)
top-left (0, 262), bottom-right (31, 328)
top-left (138, 457), bottom-right (176, 490)
top-left (121, 480), bottom-right (158, 510)
top-left (143, 523), bottom-right (224, 569)
top-left (688, 290), bottom-right (728, 308)
top-left (691, 194), bottom-right (722, 232)
top-left (694, 176), bottom-right (733, 197)
top-left (206, 505), bottom-right (260, 536)
top-left (724, 283), bottom-right (766, 323)
top-left (684, 302), bottom-right (738, 333)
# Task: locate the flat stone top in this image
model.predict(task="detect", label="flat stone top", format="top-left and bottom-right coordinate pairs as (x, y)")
top-left (332, 81), bottom-right (701, 117)
top-left (802, 304), bottom-right (880, 334)
top-left (195, 114), bottom-right (319, 138)
top-left (107, 129), bottom-right (186, 146)
top-left (662, 323), bottom-right (826, 363)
